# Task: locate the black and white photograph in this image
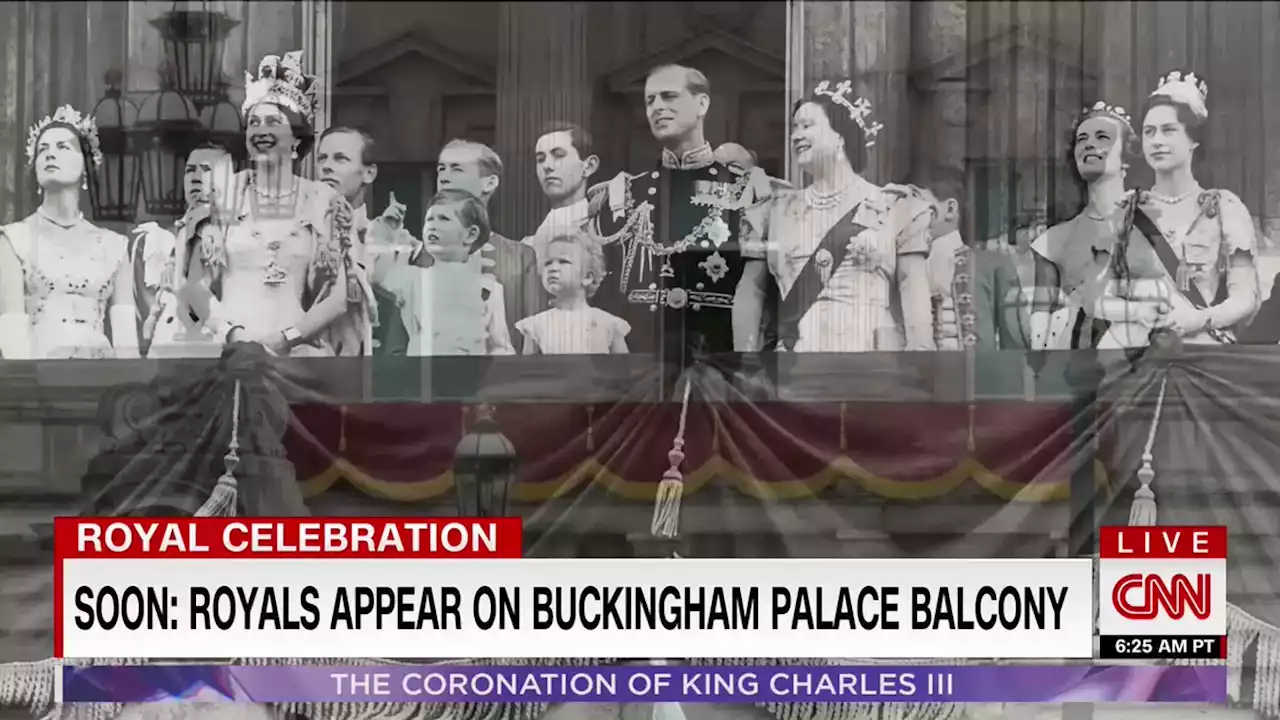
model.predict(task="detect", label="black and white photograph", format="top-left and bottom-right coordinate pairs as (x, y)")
top-left (2, 1), bottom-right (1280, 719)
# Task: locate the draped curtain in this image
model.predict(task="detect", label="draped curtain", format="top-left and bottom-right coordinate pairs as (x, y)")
top-left (0, 1), bottom-right (92, 225)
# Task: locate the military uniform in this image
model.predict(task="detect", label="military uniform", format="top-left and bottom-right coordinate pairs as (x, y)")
top-left (592, 144), bottom-right (751, 375)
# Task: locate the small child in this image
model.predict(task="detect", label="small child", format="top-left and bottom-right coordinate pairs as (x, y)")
top-left (516, 230), bottom-right (629, 354)
top-left (384, 189), bottom-right (514, 356)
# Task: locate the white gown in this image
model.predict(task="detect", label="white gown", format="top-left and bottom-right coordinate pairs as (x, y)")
top-left (743, 177), bottom-right (929, 352)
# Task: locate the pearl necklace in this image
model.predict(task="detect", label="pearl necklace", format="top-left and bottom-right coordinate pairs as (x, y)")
top-left (805, 184), bottom-right (848, 210)
top-left (250, 173), bottom-right (298, 199)
top-left (1150, 186), bottom-right (1201, 205)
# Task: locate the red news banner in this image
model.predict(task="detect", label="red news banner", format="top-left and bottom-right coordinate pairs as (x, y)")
top-left (52, 517), bottom-right (521, 657)
top-left (1096, 526), bottom-right (1228, 660)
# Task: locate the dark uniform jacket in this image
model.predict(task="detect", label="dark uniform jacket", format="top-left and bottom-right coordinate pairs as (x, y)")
top-left (592, 143), bottom-right (749, 371)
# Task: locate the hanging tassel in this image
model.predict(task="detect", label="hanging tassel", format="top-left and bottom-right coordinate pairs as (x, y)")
top-left (0, 658), bottom-right (57, 717)
top-left (1129, 375), bottom-right (1167, 527)
top-left (196, 379), bottom-right (243, 517)
top-left (651, 377), bottom-right (694, 539)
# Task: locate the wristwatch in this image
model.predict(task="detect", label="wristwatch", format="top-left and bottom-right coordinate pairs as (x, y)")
top-left (281, 326), bottom-right (303, 349)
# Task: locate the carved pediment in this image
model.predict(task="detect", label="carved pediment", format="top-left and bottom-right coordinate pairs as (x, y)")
top-left (913, 24), bottom-right (1095, 92)
top-left (603, 29), bottom-right (784, 93)
top-left (337, 30), bottom-right (495, 93)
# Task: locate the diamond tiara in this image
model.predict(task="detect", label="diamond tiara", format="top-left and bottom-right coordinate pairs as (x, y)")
top-left (25, 105), bottom-right (104, 169)
top-left (813, 80), bottom-right (884, 148)
top-left (1151, 70), bottom-right (1209, 119)
top-left (1079, 100), bottom-right (1133, 131)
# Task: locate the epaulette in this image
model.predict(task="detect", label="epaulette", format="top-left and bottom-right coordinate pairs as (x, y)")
top-left (607, 171), bottom-right (640, 217)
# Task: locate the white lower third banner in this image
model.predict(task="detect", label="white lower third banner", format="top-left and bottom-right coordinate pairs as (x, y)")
top-left (59, 558), bottom-right (1094, 659)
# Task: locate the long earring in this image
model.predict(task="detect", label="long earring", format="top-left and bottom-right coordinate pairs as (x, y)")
top-left (81, 178), bottom-right (88, 190)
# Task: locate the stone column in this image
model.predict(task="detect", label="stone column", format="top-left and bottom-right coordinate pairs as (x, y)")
top-left (1096, 2), bottom-right (1134, 130)
top-left (1265, 2), bottom-right (1280, 244)
top-left (299, 0), bottom-right (331, 179)
top-left (910, 0), bottom-right (969, 183)
top-left (852, 0), bottom-right (912, 185)
top-left (495, 1), bottom-right (592, 238)
top-left (795, 0), bottom-right (912, 186)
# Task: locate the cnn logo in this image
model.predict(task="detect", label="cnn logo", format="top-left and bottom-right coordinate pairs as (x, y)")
top-left (1111, 573), bottom-right (1211, 621)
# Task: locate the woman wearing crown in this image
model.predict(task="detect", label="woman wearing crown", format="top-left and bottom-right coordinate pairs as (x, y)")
top-left (1095, 71), bottom-right (1261, 348)
top-left (735, 80), bottom-right (934, 353)
top-left (1029, 101), bottom-right (1137, 349)
top-left (178, 52), bottom-right (369, 357)
top-left (0, 106), bottom-right (140, 359)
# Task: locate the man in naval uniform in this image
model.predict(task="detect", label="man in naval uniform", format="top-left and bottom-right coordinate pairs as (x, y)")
top-left (592, 64), bottom-right (753, 386)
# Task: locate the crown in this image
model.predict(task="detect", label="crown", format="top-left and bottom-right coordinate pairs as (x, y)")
top-left (243, 51), bottom-right (317, 125)
top-left (25, 105), bottom-right (103, 169)
top-left (1151, 70), bottom-right (1209, 118)
top-left (1078, 100), bottom-right (1133, 131)
top-left (814, 81), bottom-right (884, 148)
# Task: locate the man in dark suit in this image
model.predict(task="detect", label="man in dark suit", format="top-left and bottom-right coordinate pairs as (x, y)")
top-left (415, 139), bottom-right (545, 353)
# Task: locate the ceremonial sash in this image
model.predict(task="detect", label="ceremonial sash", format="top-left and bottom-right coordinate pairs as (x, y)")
top-left (1131, 209), bottom-right (1233, 344)
top-left (773, 203), bottom-right (864, 351)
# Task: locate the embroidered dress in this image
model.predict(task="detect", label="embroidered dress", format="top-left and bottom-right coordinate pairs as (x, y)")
top-left (515, 305), bottom-right (630, 355)
top-left (1100, 189), bottom-right (1258, 348)
top-left (0, 212), bottom-right (128, 359)
top-left (742, 177), bottom-right (928, 353)
top-left (197, 173), bottom-right (368, 356)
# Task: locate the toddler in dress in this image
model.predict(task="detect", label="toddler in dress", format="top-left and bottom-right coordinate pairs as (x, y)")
top-left (515, 229), bottom-right (629, 354)
top-left (384, 189), bottom-right (513, 356)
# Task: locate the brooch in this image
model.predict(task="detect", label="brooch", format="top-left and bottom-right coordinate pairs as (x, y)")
top-left (700, 252), bottom-right (729, 283)
top-left (815, 248), bottom-right (834, 283)
top-left (707, 216), bottom-right (731, 247)
top-left (262, 260), bottom-right (289, 285)
top-left (667, 288), bottom-right (688, 309)
top-left (693, 180), bottom-right (734, 207)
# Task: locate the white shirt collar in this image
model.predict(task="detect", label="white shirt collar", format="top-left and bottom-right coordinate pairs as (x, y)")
top-left (536, 197), bottom-right (590, 236)
top-left (933, 230), bottom-right (963, 252)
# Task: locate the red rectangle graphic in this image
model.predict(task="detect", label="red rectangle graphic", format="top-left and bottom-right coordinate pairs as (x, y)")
top-left (1099, 526), bottom-right (1227, 559)
top-left (54, 517), bottom-right (523, 558)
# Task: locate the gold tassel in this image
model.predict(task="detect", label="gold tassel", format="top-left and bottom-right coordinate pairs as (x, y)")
top-left (1129, 375), bottom-right (1167, 527)
top-left (651, 377), bottom-right (693, 539)
top-left (196, 379), bottom-right (242, 517)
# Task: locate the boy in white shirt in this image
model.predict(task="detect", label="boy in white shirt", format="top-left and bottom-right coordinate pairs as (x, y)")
top-left (380, 189), bottom-right (514, 356)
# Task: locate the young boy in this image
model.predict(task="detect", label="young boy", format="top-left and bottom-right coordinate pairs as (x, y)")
top-left (382, 189), bottom-right (514, 356)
